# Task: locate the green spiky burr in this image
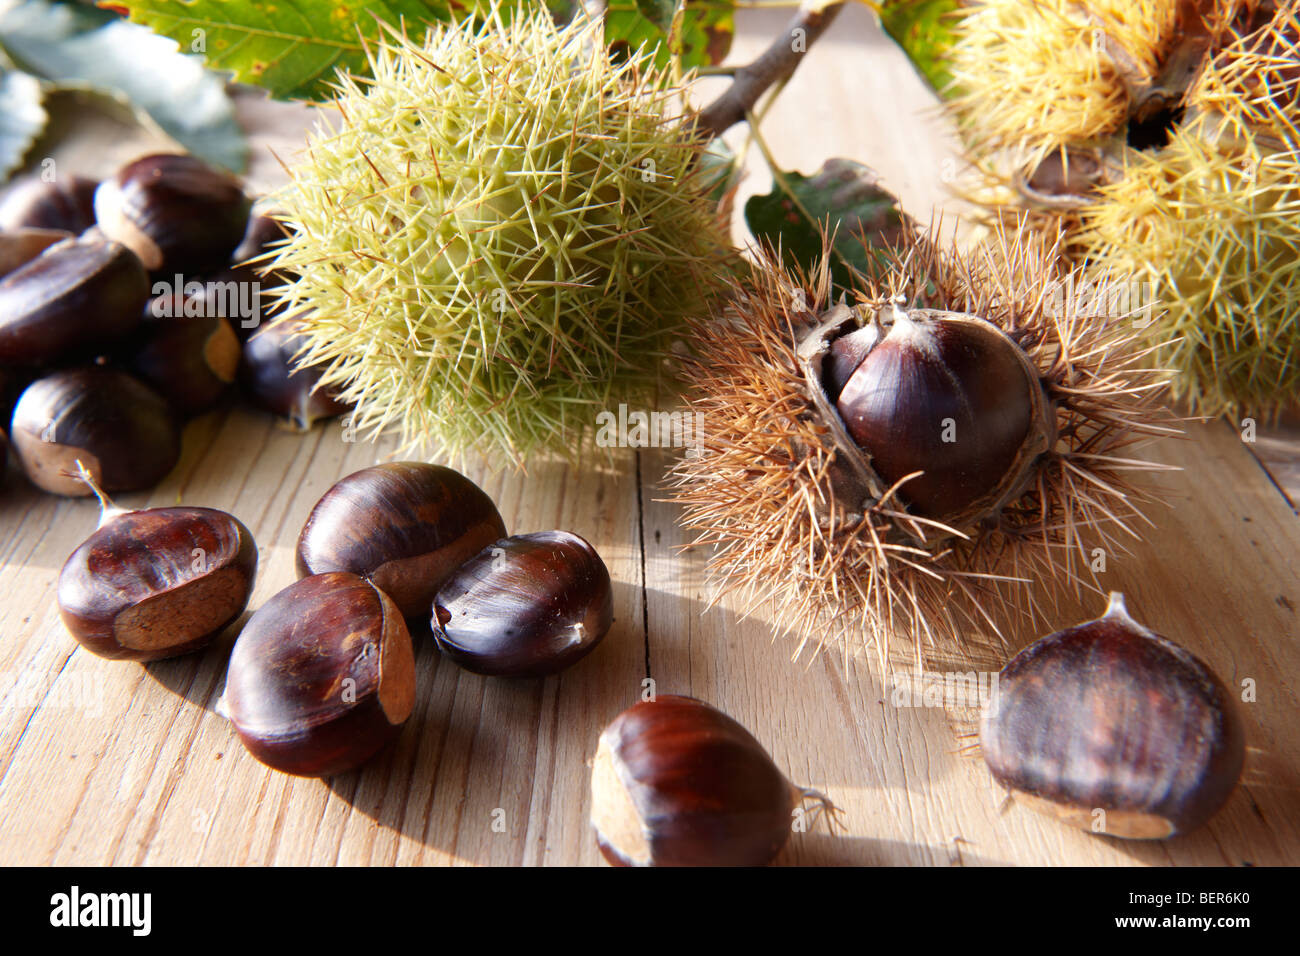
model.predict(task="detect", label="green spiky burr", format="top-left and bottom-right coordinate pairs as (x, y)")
top-left (267, 8), bottom-right (735, 464)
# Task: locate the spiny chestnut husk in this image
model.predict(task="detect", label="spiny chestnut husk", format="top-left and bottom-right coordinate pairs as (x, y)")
top-left (266, 8), bottom-right (733, 463)
top-left (950, 0), bottom-right (1300, 417)
top-left (432, 531), bottom-right (613, 677)
top-left (591, 695), bottom-right (836, 866)
top-left (981, 593), bottom-right (1245, 839)
top-left (668, 224), bottom-right (1177, 664)
top-left (10, 368), bottom-right (181, 496)
top-left (222, 572), bottom-right (416, 777)
top-left (94, 154), bottom-right (251, 275)
top-left (58, 479), bottom-right (258, 662)
top-left (296, 462), bottom-right (507, 619)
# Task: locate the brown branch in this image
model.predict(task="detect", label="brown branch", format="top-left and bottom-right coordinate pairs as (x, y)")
top-left (695, 1), bottom-right (848, 138)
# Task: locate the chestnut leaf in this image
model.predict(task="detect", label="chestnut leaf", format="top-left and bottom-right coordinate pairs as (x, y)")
top-left (874, 0), bottom-right (960, 96)
top-left (744, 157), bottom-right (911, 293)
top-left (605, 0), bottom-right (734, 69)
top-left (0, 67), bottom-right (46, 180)
top-left (116, 0), bottom-right (465, 102)
top-left (0, 0), bottom-right (246, 171)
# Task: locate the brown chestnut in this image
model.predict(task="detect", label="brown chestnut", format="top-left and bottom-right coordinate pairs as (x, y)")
top-left (239, 317), bottom-right (350, 427)
top-left (125, 313), bottom-right (241, 416)
top-left (296, 462), bottom-right (506, 619)
top-left (58, 479), bottom-right (258, 661)
top-left (832, 302), bottom-right (1053, 522)
top-left (94, 154), bottom-right (251, 274)
top-left (0, 175), bottom-right (99, 233)
top-left (0, 228), bottom-right (72, 279)
top-left (591, 695), bottom-right (836, 866)
top-left (10, 368), bottom-right (181, 496)
top-left (222, 572), bottom-right (416, 777)
top-left (432, 531), bottom-right (613, 677)
top-left (0, 235), bottom-right (148, 365)
top-left (981, 593), bottom-right (1245, 839)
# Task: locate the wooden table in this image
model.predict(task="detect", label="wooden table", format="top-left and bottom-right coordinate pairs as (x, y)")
top-left (2, 5), bottom-right (1297, 866)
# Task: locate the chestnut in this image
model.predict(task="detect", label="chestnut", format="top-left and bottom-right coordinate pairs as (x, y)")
top-left (94, 154), bottom-right (251, 274)
top-left (296, 462), bottom-right (507, 619)
top-left (591, 695), bottom-right (836, 866)
top-left (58, 476), bottom-right (258, 661)
top-left (10, 368), bottom-right (181, 496)
top-left (125, 313), bottom-right (241, 416)
top-left (0, 235), bottom-right (148, 365)
top-left (239, 317), bottom-right (350, 427)
top-left (222, 572), bottom-right (416, 777)
top-left (0, 175), bottom-right (99, 233)
top-left (432, 530), bottom-right (613, 677)
top-left (0, 228), bottom-right (72, 279)
top-left (980, 593), bottom-right (1245, 839)
top-left (832, 302), bottom-right (1053, 522)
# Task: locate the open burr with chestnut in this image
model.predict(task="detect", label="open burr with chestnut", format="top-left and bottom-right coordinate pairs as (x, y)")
top-left (57, 465), bottom-right (258, 662)
top-left (591, 695), bottom-right (837, 866)
top-left (669, 223), bottom-right (1177, 663)
top-left (981, 593), bottom-right (1245, 839)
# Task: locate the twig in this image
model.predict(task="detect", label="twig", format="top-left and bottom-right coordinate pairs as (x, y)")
top-left (696, 0), bottom-right (847, 138)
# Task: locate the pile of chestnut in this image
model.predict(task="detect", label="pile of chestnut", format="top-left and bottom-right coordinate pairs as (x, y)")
top-left (0, 153), bottom-right (348, 498)
top-left (57, 460), bottom-right (614, 777)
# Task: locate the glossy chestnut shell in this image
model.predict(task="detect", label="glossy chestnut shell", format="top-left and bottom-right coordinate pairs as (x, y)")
top-left (58, 507), bottom-right (258, 662)
top-left (296, 462), bottom-right (507, 619)
top-left (981, 593), bottom-right (1245, 839)
top-left (94, 154), bottom-right (251, 274)
top-left (0, 228), bottom-right (72, 279)
top-left (126, 313), bottom-right (241, 416)
top-left (223, 572), bottom-right (416, 777)
top-left (0, 235), bottom-right (148, 365)
top-left (239, 319), bottom-right (350, 427)
top-left (10, 368), bottom-right (181, 496)
top-left (0, 175), bottom-right (99, 233)
top-left (834, 306), bottom-right (1050, 521)
top-left (591, 695), bottom-right (803, 866)
top-left (432, 530), bottom-right (613, 677)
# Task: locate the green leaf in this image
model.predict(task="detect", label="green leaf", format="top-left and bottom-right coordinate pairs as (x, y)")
top-left (116, 0), bottom-right (460, 101)
top-left (0, 67), bottom-right (46, 179)
top-left (0, 0), bottom-right (246, 171)
top-left (606, 0), bottom-right (733, 70)
top-left (744, 158), bottom-right (909, 292)
top-left (876, 0), bottom-right (959, 95)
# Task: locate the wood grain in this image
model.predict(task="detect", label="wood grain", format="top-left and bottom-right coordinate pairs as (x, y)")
top-left (0, 4), bottom-right (1297, 866)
